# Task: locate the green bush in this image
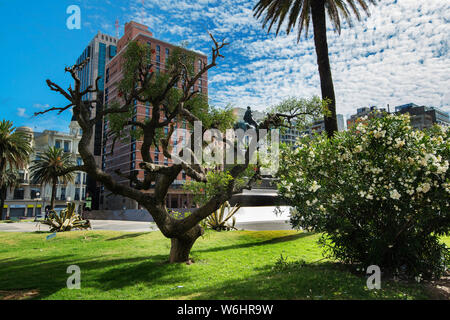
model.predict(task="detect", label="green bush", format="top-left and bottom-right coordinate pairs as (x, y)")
top-left (277, 113), bottom-right (450, 279)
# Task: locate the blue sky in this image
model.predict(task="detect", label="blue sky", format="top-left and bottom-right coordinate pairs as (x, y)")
top-left (1, 0), bottom-right (449, 132)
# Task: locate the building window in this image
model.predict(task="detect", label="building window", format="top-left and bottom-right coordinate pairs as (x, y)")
top-left (64, 141), bottom-right (70, 153)
top-left (31, 188), bottom-right (40, 199)
top-left (165, 48), bottom-right (170, 64)
top-left (98, 43), bottom-right (106, 91)
top-left (75, 188), bottom-right (80, 201)
top-left (13, 188), bottom-right (24, 200)
top-left (60, 187), bottom-right (66, 200)
top-left (55, 140), bottom-right (61, 149)
top-left (76, 173), bottom-right (81, 184)
top-left (105, 68), bottom-right (109, 84)
top-left (156, 45), bottom-right (161, 73)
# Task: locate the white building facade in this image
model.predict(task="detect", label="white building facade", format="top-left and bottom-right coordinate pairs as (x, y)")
top-left (2, 120), bottom-right (87, 219)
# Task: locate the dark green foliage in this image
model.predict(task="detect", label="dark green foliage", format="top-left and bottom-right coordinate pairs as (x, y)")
top-left (278, 115), bottom-right (450, 279)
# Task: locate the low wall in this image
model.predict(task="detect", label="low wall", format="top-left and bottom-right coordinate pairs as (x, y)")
top-left (85, 206), bottom-right (291, 224)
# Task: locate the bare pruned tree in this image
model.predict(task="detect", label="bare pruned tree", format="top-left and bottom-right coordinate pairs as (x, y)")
top-left (36, 34), bottom-right (264, 263)
top-left (38, 33), bottom-right (327, 263)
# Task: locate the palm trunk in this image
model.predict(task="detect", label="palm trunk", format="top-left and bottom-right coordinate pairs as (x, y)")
top-left (0, 189), bottom-right (5, 220)
top-left (311, 0), bottom-right (338, 138)
top-left (50, 178), bottom-right (57, 210)
top-left (0, 159), bottom-right (5, 220)
top-left (169, 225), bottom-right (204, 263)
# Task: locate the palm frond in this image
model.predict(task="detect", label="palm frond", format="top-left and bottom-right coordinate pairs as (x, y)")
top-left (253, 0), bottom-right (378, 42)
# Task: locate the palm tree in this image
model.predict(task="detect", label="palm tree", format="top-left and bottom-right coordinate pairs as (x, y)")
top-left (30, 147), bottom-right (75, 210)
top-left (0, 170), bottom-right (20, 220)
top-left (254, 0), bottom-right (377, 137)
top-left (0, 120), bottom-right (32, 220)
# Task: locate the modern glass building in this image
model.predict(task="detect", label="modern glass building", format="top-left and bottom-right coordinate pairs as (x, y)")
top-left (75, 31), bottom-right (118, 209)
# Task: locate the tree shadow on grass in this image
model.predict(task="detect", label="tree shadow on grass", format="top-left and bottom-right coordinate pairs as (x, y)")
top-left (105, 232), bottom-right (151, 241)
top-left (0, 252), bottom-right (187, 300)
top-left (195, 232), bottom-right (314, 254)
top-left (164, 261), bottom-right (429, 300)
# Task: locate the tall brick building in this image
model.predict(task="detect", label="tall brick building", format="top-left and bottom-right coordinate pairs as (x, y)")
top-left (101, 21), bottom-right (208, 210)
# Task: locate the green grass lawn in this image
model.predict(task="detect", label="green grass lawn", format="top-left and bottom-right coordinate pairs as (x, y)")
top-left (0, 230), bottom-right (448, 300)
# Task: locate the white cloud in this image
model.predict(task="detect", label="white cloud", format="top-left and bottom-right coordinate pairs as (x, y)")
top-left (17, 108), bottom-right (27, 118)
top-left (32, 103), bottom-right (50, 110)
top-left (128, 0), bottom-right (450, 115)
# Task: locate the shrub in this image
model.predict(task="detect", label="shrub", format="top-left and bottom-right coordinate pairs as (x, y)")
top-left (277, 113), bottom-right (450, 279)
top-left (41, 202), bottom-right (91, 232)
top-left (202, 201), bottom-right (240, 231)
top-left (271, 254), bottom-right (306, 273)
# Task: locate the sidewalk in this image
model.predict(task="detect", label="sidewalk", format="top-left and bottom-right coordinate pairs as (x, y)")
top-left (0, 220), bottom-right (157, 233)
top-left (0, 218), bottom-right (293, 232)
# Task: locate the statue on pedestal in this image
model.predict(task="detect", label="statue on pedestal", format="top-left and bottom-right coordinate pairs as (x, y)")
top-left (234, 106), bottom-right (259, 131)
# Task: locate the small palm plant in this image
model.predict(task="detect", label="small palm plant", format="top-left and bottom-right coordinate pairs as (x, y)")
top-left (203, 201), bottom-right (241, 231)
top-left (41, 202), bottom-right (91, 232)
top-left (30, 147), bottom-right (75, 210)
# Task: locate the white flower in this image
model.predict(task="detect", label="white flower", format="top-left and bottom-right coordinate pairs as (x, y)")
top-left (309, 181), bottom-right (321, 193)
top-left (417, 183), bottom-right (431, 193)
top-left (374, 130), bottom-right (386, 139)
top-left (390, 189), bottom-right (401, 200)
top-left (394, 138), bottom-right (405, 148)
top-left (436, 161), bottom-right (449, 174)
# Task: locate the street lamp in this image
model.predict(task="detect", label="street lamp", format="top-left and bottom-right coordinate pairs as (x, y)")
top-left (34, 191), bottom-right (41, 221)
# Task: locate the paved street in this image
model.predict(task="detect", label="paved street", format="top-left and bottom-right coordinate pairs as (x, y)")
top-left (0, 220), bottom-right (158, 233)
top-left (0, 219), bottom-right (293, 233)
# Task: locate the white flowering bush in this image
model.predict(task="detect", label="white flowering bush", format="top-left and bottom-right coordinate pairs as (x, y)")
top-left (277, 113), bottom-right (450, 279)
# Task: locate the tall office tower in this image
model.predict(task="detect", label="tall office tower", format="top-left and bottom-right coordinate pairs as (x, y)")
top-left (75, 31), bottom-right (118, 209)
top-left (101, 21), bottom-right (208, 210)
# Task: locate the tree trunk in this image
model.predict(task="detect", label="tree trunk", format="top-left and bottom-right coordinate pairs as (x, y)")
top-left (0, 189), bottom-right (5, 221)
top-left (169, 225), bottom-right (204, 263)
top-left (50, 179), bottom-right (57, 210)
top-left (311, 0), bottom-right (338, 138)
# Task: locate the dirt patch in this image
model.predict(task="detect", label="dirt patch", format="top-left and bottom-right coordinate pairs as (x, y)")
top-left (0, 289), bottom-right (40, 300)
top-left (424, 273), bottom-right (450, 300)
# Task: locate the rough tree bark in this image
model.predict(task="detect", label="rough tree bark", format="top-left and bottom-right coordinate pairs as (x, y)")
top-left (50, 178), bottom-right (57, 210)
top-left (169, 225), bottom-right (204, 263)
top-left (0, 189), bottom-right (5, 220)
